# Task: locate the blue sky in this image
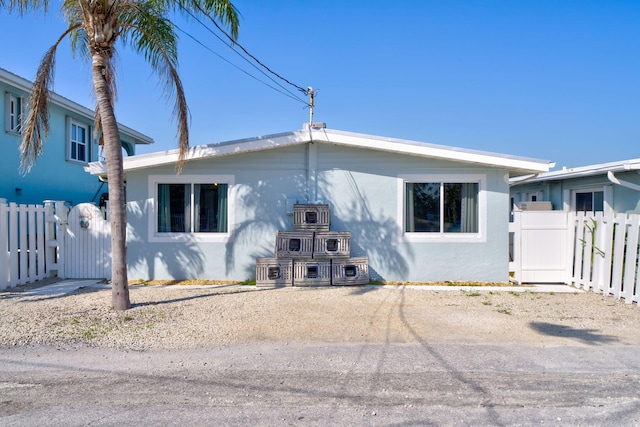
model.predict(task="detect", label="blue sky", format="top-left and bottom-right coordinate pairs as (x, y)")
top-left (1, 0), bottom-right (639, 170)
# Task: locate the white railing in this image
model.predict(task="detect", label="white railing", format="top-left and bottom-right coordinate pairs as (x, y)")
top-left (570, 212), bottom-right (640, 304)
top-left (0, 199), bottom-right (67, 290)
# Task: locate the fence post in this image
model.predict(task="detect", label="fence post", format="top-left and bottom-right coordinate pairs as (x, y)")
top-left (599, 212), bottom-right (614, 296)
top-left (564, 211), bottom-right (575, 286)
top-left (610, 213), bottom-right (627, 300)
top-left (510, 210), bottom-right (522, 284)
top-left (622, 214), bottom-right (639, 304)
top-left (44, 200), bottom-right (68, 279)
top-left (36, 204), bottom-right (46, 281)
top-left (0, 199), bottom-right (8, 290)
top-left (8, 202), bottom-right (19, 287)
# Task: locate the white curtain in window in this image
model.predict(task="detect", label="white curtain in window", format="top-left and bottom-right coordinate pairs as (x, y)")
top-left (460, 183), bottom-right (478, 233)
top-left (405, 183), bottom-right (415, 232)
top-left (217, 184), bottom-right (228, 232)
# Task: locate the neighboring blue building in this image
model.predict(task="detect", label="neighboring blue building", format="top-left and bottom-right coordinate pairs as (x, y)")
top-left (88, 125), bottom-right (551, 283)
top-left (1, 67), bottom-right (153, 205)
top-left (510, 159), bottom-right (640, 215)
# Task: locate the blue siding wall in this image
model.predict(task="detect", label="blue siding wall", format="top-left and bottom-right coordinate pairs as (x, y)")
top-left (1, 79), bottom-right (143, 205)
top-left (126, 143), bottom-right (511, 283)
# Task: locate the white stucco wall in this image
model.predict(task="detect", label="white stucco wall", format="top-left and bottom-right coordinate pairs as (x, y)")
top-left (125, 143), bottom-right (511, 283)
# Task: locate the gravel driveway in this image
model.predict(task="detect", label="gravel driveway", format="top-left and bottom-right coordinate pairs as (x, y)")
top-left (3, 281), bottom-right (640, 426)
top-left (2, 282), bottom-right (639, 350)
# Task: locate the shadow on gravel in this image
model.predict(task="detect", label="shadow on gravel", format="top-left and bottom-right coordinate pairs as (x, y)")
top-left (529, 322), bottom-right (619, 345)
top-left (393, 286), bottom-right (504, 425)
top-left (130, 286), bottom-right (270, 308)
top-left (345, 285), bottom-right (382, 295)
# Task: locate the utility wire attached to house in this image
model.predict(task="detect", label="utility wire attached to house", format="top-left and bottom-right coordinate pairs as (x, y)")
top-left (177, 7), bottom-right (311, 108)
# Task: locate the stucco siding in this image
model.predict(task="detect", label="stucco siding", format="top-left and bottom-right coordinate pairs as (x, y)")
top-left (126, 142), bottom-right (511, 283)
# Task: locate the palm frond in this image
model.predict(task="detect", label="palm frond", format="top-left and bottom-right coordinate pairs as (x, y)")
top-left (20, 45), bottom-right (55, 173)
top-left (120, 1), bottom-right (190, 171)
top-left (197, 0), bottom-right (240, 39)
top-left (3, 0), bottom-right (50, 14)
top-left (20, 26), bottom-right (78, 173)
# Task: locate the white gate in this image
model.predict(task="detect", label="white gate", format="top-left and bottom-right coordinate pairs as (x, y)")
top-left (62, 203), bottom-right (111, 279)
top-left (510, 210), bottom-right (571, 283)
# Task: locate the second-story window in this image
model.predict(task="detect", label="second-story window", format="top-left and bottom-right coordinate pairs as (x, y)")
top-left (69, 120), bottom-right (89, 162)
top-left (5, 93), bottom-right (23, 134)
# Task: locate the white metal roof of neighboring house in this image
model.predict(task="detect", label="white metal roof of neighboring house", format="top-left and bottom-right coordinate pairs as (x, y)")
top-left (86, 125), bottom-right (553, 177)
top-left (510, 158), bottom-right (640, 185)
top-left (0, 67), bottom-right (153, 145)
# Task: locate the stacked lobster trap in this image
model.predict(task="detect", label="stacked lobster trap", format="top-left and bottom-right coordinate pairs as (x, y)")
top-left (256, 204), bottom-right (369, 287)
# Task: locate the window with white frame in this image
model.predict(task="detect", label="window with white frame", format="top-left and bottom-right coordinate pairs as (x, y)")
top-left (68, 119), bottom-right (90, 162)
top-left (5, 92), bottom-right (23, 134)
top-left (149, 175), bottom-right (233, 242)
top-left (400, 174), bottom-right (485, 241)
top-left (574, 189), bottom-right (604, 213)
top-left (157, 183), bottom-right (228, 233)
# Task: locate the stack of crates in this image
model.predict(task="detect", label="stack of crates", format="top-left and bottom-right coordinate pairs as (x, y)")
top-left (256, 203), bottom-right (369, 287)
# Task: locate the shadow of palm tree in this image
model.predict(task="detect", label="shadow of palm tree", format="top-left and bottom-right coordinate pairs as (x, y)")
top-left (529, 321), bottom-right (619, 345)
top-left (126, 200), bottom-right (206, 280)
top-left (130, 286), bottom-right (271, 308)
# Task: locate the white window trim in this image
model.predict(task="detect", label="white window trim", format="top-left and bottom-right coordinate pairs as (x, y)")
top-left (66, 117), bottom-right (92, 164)
top-left (397, 173), bottom-right (487, 243)
top-left (147, 174), bottom-right (235, 243)
top-left (563, 185), bottom-right (612, 216)
top-left (5, 92), bottom-right (24, 135)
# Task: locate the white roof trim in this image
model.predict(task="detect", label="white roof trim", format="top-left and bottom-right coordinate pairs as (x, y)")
top-left (0, 67), bottom-right (153, 145)
top-left (510, 158), bottom-right (640, 184)
top-left (87, 128), bottom-right (552, 177)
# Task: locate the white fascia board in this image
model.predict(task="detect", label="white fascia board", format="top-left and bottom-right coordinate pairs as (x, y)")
top-left (0, 67), bottom-right (153, 145)
top-left (89, 127), bottom-right (552, 177)
top-left (313, 129), bottom-right (552, 174)
top-left (87, 130), bottom-right (308, 176)
top-left (511, 158), bottom-right (640, 184)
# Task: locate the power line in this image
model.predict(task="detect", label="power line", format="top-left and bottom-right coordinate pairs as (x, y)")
top-left (174, 24), bottom-right (307, 105)
top-left (196, 8), bottom-right (309, 96)
top-left (177, 7), bottom-right (310, 105)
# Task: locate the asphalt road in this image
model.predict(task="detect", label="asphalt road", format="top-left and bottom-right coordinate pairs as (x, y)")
top-left (2, 342), bottom-right (640, 426)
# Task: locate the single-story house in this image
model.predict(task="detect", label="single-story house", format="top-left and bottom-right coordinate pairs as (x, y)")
top-left (88, 124), bottom-right (551, 283)
top-left (510, 159), bottom-right (640, 215)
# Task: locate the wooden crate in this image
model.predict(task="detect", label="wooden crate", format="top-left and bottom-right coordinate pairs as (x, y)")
top-left (293, 260), bottom-right (332, 287)
top-left (256, 258), bottom-right (293, 287)
top-left (293, 204), bottom-right (330, 231)
top-left (275, 230), bottom-right (314, 259)
top-left (313, 231), bottom-right (351, 259)
top-left (332, 257), bottom-right (369, 286)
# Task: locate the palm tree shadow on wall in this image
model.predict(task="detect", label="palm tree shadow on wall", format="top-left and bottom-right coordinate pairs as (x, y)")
top-left (226, 173), bottom-right (309, 278)
top-left (227, 170), bottom-right (410, 281)
top-left (126, 200), bottom-right (205, 280)
top-left (320, 195), bottom-right (411, 282)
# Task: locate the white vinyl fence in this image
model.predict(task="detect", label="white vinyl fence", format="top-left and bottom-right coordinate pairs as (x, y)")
top-left (511, 210), bottom-right (640, 305)
top-left (570, 212), bottom-right (640, 304)
top-left (1, 199), bottom-right (111, 290)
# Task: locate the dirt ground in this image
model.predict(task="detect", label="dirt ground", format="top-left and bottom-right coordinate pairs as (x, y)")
top-left (2, 282), bottom-right (640, 350)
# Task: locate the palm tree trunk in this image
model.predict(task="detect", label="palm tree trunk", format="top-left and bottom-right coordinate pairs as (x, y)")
top-left (91, 53), bottom-right (130, 310)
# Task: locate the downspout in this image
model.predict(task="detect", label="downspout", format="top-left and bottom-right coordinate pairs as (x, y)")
top-left (607, 171), bottom-right (640, 191)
